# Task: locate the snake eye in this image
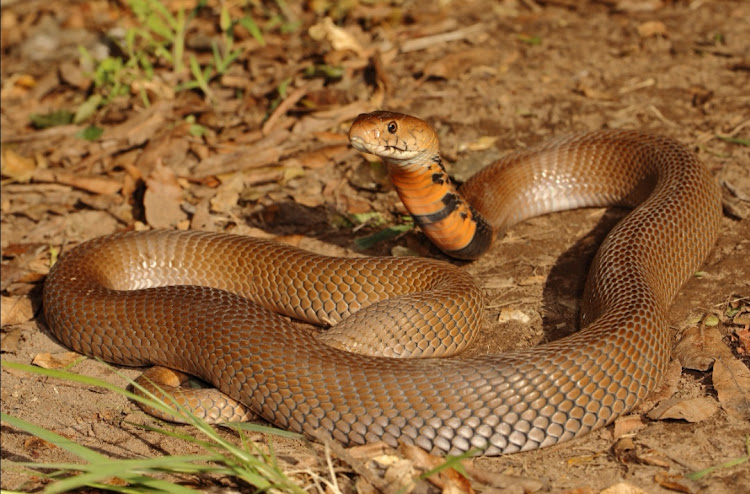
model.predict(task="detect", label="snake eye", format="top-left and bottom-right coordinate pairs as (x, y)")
top-left (387, 121), bottom-right (398, 134)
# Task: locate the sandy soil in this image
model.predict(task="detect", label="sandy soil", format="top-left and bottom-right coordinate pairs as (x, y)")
top-left (2, 0), bottom-right (749, 492)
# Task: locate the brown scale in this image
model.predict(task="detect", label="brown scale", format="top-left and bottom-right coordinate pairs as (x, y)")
top-left (43, 111), bottom-right (722, 456)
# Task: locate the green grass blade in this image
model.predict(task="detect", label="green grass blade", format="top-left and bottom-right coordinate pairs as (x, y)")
top-left (1, 360), bottom-right (309, 493)
top-left (172, 7), bottom-right (185, 73)
top-left (1, 361), bottom-right (185, 422)
top-left (16, 456), bottom-right (218, 494)
top-left (188, 54), bottom-right (213, 102)
top-left (687, 435), bottom-right (749, 480)
top-left (226, 422), bottom-right (304, 440)
top-left (354, 223), bottom-right (413, 250)
top-left (1, 412), bottom-right (108, 463)
top-left (716, 134), bottom-right (750, 146)
top-left (239, 16), bottom-right (265, 45)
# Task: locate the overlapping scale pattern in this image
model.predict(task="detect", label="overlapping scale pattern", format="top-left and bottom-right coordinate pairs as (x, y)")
top-left (44, 116), bottom-right (721, 456)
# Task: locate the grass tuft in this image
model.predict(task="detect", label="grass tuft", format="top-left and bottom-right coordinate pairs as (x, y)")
top-left (1, 360), bottom-right (314, 493)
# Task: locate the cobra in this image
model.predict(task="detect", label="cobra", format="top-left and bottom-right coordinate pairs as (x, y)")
top-left (43, 111), bottom-right (721, 455)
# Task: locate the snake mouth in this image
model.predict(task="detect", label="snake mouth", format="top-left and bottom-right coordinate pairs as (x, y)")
top-left (350, 136), bottom-right (410, 158)
top-left (383, 144), bottom-right (408, 154)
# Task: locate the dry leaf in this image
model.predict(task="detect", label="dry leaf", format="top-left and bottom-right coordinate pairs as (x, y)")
top-left (345, 441), bottom-right (395, 461)
top-left (462, 463), bottom-right (546, 492)
top-left (354, 476), bottom-right (379, 494)
top-left (400, 23), bottom-right (485, 53)
top-left (634, 359), bottom-right (681, 413)
top-left (209, 173), bottom-right (244, 215)
top-left (130, 78), bottom-right (175, 101)
top-left (614, 1), bottom-right (665, 12)
top-left (400, 443), bottom-right (474, 494)
top-left (736, 327), bottom-right (750, 356)
top-left (713, 357), bottom-right (750, 420)
top-left (0, 264), bottom-right (28, 290)
top-left (58, 60), bottom-right (90, 89)
top-left (612, 437), bottom-right (637, 463)
top-left (192, 141), bottom-right (283, 177)
top-left (382, 458), bottom-right (417, 493)
top-left (559, 488), bottom-right (595, 494)
top-left (575, 82), bottom-right (615, 101)
top-left (32, 351), bottom-right (83, 369)
top-left (636, 449), bottom-right (672, 468)
top-left (134, 123), bottom-right (190, 177)
top-left (295, 145), bottom-right (352, 169)
top-left (291, 101), bottom-right (370, 136)
top-left (308, 17), bottom-right (364, 56)
top-left (1, 326), bottom-right (25, 353)
top-left (290, 180), bottom-right (324, 208)
top-left (518, 274), bottom-right (546, 286)
top-left (497, 308), bottom-right (531, 324)
top-left (673, 325), bottom-right (733, 371)
top-left (646, 397), bottom-right (718, 422)
top-left (189, 197), bottom-right (214, 231)
top-left (103, 100), bottom-right (172, 147)
top-left (613, 415), bottom-right (646, 438)
top-left (653, 472), bottom-right (696, 493)
top-left (64, 210), bottom-right (119, 241)
top-left (144, 162), bottom-right (187, 229)
top-left (459, 136), bottom-right (498, 152)
top-left (24, 436), bottom-right (56, 453)
top-left (311, 131), bottom-right (349, 144)
top-left (421, 48), bottom-right (497, 80)
top-left (263, 82), bottom-right (316, 135)
top-left (1, 148), bottom-right (36, 182)
top-left (733, 308), bottom-right (750, 327)
top-left (0, 295), bottom-right (34, 326)
top-left (34, 168), bottom-right (122, 195)
top-left (600, 482), bottom-right (649, 494)
top-left (637, 21), bottom-right (667, 38)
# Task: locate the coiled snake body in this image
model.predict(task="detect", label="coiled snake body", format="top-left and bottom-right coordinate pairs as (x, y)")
top-left (43, 111), bottom-right (721, 455)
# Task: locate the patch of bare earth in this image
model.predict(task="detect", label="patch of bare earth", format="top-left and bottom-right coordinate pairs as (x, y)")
top-left (2, 0), bottom-right (748, 492)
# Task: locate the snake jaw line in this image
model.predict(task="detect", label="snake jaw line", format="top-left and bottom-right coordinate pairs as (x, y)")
top-left (349, 111), bottom-right (438, 165)
top-left (351, 137), bottom-right (416, 162)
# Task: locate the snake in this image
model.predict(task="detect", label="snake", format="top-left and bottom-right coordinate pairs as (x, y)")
top-left (42, 110), bottom-right (722, 456)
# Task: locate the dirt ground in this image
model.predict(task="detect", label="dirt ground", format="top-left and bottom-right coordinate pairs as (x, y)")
top-left (1, 0), bottom-right (749, 492)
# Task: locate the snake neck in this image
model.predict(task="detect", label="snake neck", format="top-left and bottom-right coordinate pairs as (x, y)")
top-left (386, 152), bottom-right (493, 260)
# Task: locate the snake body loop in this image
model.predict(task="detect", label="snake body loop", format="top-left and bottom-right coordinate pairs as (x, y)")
top-left (43, 111), bottom-right (721, 455)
